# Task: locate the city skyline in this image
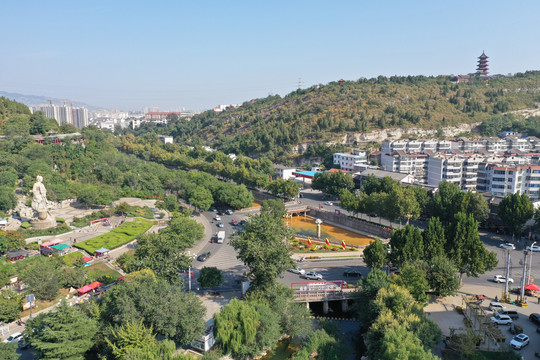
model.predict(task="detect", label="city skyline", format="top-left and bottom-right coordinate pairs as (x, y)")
top-left (1, 1), bottom-right (539, 111)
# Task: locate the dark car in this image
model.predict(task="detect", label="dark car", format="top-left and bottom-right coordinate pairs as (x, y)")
top-left (197, 252), bottom-right (211, 262)
top-left (344, 269), bottom-right (363, 277)
top-left (529, 313), bottom-right (540, 325)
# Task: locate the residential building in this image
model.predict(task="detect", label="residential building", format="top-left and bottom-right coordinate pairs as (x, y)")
top-left (333, 151), bottom-right (367, 171)
top-left (275, 165), bottom-right (297, 180)
top-left (158, 135), bottom-right (173, 144)
top-left (31, 104), bottom-right (89, 128)
top-left (353, 169), bottom-right (415, 189)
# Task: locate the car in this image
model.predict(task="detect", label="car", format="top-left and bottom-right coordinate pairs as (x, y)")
top-left (240, 220), bottom-right (247, 226)
top-left (499, 243), bottom-right (516, 250)
top-left (489, 302), bottom-right (506, 312)
top-left (210, 207), bottom-right (217, 212)
top-left (490, 314), bottom-right (512, 325)
top-left (324, 201), bottom-right (333, 206)
top-left (3, 332), bottom-right (23, 343)
top-left (344, 269), bottom-right (363, 277)
top-left (231, 219), bottom-right (239, 226)
top-left (529, 313), bottom-right (540, 325)
top-left (217, 222), bottom-right (224, 228)
top-left (369, 213), bottom-right (378, 217)
top-left (510, 333), bottom-right (529, 350)
top-left (526, 245), bottom-right (540, 252)
top-left (304, 272), bottom-right (323, 280)
top-left (226, 209), bottom-right (234, 215)
top-left (493, 275), bottom-right (514, 284)
top-left (289, 268), bottom-right (306, 275)
top-left (214, 216), bottom-right (221, 221)
top-left (18, 336), bottom-right (31, 349)
top-left (197, 252), bottom-right (211, 262)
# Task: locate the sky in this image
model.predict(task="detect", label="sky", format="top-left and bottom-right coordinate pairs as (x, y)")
top-left (1, 1), bottom-right (539, 111)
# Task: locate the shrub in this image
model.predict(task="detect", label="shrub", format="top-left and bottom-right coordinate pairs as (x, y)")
top-left (21, 222), bottom-right (31, 229)
top-left (56, 218), bottom-right (65, 223)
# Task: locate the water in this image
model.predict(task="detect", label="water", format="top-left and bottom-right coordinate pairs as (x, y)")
top-left (284, 215), bottom-right (373, 247)
top-left (259, 338), bottom-right (294, 360)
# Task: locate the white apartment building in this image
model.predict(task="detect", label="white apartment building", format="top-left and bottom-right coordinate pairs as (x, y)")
top-left (31, 104), bottom-right (89, 128)
top-left (382, 151), bottom-right (429, 183)
top-left (477, 164), bottom-right (540, 200)
top-left (131, 118), bottom-right (168, 129)
top-left (333, 151), bottom-right (367, 171)
top-left (275, 165), bottom-right (297, 180)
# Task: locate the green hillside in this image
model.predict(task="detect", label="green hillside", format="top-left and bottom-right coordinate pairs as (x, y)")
top-left (134, 71), bottom-right (540, 159)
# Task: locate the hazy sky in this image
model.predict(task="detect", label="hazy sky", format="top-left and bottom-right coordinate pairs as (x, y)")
top-left (1, 1), bottom-right (538, 111)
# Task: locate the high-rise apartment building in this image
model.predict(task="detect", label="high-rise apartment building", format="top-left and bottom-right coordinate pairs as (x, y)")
top-left (31, 104), bottom-right (89, 128)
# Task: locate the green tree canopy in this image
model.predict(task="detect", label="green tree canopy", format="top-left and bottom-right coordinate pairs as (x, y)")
top-left (21, 256), bottom-right (61, 300)
top-left (198, 267), bottom-right (223, 288)
top-left (498, 193), bottom-right (534, 236)
top-left (363, 238), bottom-right (388, 270)
top-left (26, 301), bottom-right (98, 360)
top-left (389, 225), bottom-right (424, 268)
top-left (426, 255), bottom-right (460, 297)
top-left (422, 217), bottom-right (446, 261)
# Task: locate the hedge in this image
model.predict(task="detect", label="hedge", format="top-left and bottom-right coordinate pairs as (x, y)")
top-left (73, 218), bottom-right (153, 254)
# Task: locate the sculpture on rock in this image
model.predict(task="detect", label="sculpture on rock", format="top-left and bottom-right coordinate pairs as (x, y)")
top-left (32, 175), bottom-right (50, 220)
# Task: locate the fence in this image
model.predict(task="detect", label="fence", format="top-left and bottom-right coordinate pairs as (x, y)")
top-left (307, 208), bottom-right (393, 239)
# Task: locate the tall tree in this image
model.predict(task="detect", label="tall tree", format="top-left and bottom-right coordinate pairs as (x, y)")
top-left (426, 256), bottom-right (460, 297)
top-left (379, 326), bottom-right (439, 360)
top-left (0, 343), bottom-right (18, 360)
top-left (363, 238), bottom-right (388, 270)
top-left (498, 193), bottom-right (534, 237)
top-left (446, 212), bottom-right (498, 280)
top-left (260, 199), bottom-right (286, 219)
top-left (21, 257), bottom-right (61, 300)
top-left (230, 213), bottom-right (295, 290)
top-left (422, 217), bottom-right (446, 261)
top-left (106, 321), bottom-right (157, 360)
top-left (26, 301), bottom-right (98, 360)
top-left (398, 262), bottom-right (429, 303)
top-left (389, 225), bottom-right (424, 268)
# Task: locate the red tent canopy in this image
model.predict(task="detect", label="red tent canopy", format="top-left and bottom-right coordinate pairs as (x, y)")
top-left (525, 283), bottom-right (540, 291)
top-left (83, 256), bottom-right (93, 262)
top-left (77, 281), bottom-right (103, 295)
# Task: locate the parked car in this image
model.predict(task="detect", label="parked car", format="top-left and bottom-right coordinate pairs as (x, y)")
top-left (493, 275), bottom-right (514, 283)
top-left (217, 222), bottom-right (224, 228)
top-left (324, 201), bottom-right (333, 206)
top-left (489, 302), bottom-right (506, 312)
top-left (231, 219), bottom-right (239, 226)
top-left (529, 313), bottom-right (540, 325)
top-left (490, 314), bottom-right (512, 325)
top-left (289, 268), bottom-right (306, 275)
top-left (214, 216), bottom-right (221, 221)
top-left (510, 333), bottom-right (529, 350)
top-left (499, 243), bottom-right (516, 250)
top-left (226, 209), bottom-right (234, 215)
top-left (197, 252), bottom-right (211, 262)
top-left (210, 207), bottom-right (217, 212)
top-left (526, 245), bottom-right (540, 252)
top-left (344, 269), bottom-right (363, 277)
top-left (304, 272), bottom-right (323, 280)
top-left (3, 332), bottom-right (23, 343)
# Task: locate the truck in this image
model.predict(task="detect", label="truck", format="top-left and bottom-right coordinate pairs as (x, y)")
top-left (216, 231), bottom-right (225, 244)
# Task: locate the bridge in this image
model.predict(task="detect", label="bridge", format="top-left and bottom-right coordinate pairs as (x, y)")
top-left (292, 281), bottom-right (356, 314)
top-left (293, 288), bottom-right (356, 302)
top-left (285, 205), bottom-right (310, 216)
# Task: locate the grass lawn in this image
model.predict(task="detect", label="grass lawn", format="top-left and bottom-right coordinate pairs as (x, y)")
top-left (62, 251), bottom-right (84, 266)
top-left (20, 288), bottom-right (70, 318)
top-left (84, 262), bottom-right (122, 284)
top-left (20, 223), bottom-right (72, 239)
top-left (124, 205), bottom-right (154, 219)
top-left (73, 217), bottom-right (153, 254)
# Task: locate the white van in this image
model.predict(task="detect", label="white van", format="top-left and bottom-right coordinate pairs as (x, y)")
top-left (216, 231), bottom-right (225, 244)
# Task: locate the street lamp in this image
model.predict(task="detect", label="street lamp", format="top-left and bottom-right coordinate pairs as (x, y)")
top-left (528, 241), bottom-right (536, 285)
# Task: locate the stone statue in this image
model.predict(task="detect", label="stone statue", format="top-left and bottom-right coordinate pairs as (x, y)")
top-left (31, 175), bottom-right (50, 220)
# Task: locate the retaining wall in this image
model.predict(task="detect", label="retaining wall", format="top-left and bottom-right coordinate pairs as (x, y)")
top-left (307, 208), bottom-right (392, 239)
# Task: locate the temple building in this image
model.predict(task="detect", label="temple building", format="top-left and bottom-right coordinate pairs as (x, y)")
top-left (476, 51), bottom-right (489, 76)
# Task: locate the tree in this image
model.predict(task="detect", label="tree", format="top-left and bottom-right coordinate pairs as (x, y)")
top-left (0, 231), bottom-right (25, 253)
top-left (230, 213), bottom-right (295, 290)
top-left (312, 171), bottom-right (354, 196)
top-left (429, 182), bottom-right (489, 223)
top-left (426, 256), bottom-right (460, 297)
top-left (214, 299), bottom-right (260, 359)
top-left (0, 187), bottom-right (17, 211)
top-left (398, 263), bottom-right (429, 303)
top-left (21, 257), bottom-right (61, 300)
top-left (198, 267), bottom-right (223, 288)
top-left (163, 194), bottom-right (179, 212)
top-left (26, 301), bottom-right (98, 360)
top-left (339, 188), bottom-right (359, 216)
top-left (354, 269), bottom-right (389, 328)
top-left (106, 321), bottom-right (157, 360)
top-left (462, 191), bottom-right (489, 223)
top-left (101, 270), bottom-right (206, 345)
top-left (379, 326), bottom-right (439, 360)
top-left (446, 212), bottom-right (498, 280)
top-left (188, 186), bottom-right (213, 211)
top-left (59, 267), bottom-right (87, 289)
top-left (422, 217), bottom-right (446, 261)
top-left (0, 291), bottom-right (22, 323)
top-left (363, 238), bottom-right (387, 270)
top-left (389, 225), bottom-right (424, 268)
top-left (385, 186), bottom-right (420, 223)
top-left (0, 343), bottom-right (18, 360)
top-left (498, 193), bottom-right (534, 237)
top-left (260, 199), bottom-right (286, 219)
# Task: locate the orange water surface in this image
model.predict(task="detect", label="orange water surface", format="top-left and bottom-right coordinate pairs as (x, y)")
top-left (284, 215), bottom-right (373, 246)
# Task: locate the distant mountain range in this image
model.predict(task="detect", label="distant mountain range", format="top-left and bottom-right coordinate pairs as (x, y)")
top-left (0, 91), bottom-right (101, 110)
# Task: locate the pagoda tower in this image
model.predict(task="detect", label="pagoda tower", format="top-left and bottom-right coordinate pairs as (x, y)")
top-left (476, 51), bottom-right (489, 76)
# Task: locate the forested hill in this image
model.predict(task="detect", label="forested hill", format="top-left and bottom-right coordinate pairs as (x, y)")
top-left (146, 71), bottom-right (540, 158)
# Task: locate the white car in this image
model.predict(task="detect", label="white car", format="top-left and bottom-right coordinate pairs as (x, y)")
top-left (526, 245), bottom-right (540, 252)
top-left (490, 313), bottom-right (512, 325)
top-left (499, 243), bottom-right (515, 250)
top-left (324, 201), bottom-right (333, 206)
top-left (493, 275), bottom-right (514, 284)
top-left (304, 272), bottom-right (323, 280)
top-left (3, 332), bottom-right (23, 343)
top-left (214, 216), bottom-right (221, 221)
top-left (510, 333), bottom-right (529, 349)
top-left (226, 209), bottom-right (234, 215)
top-left (289, 268), bottom-right (306, 275)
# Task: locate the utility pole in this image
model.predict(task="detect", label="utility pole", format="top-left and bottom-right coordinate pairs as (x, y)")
top-left (502, 249), bottom-right (511, 302)
top-left (519, 250), bottom-right (528, 306)
top-left (297, 77), bottom-right (303, 89)
top-left (528, 241), bottom-right (536, 285)
top-left (188, 265), bottom-right (192, 292)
